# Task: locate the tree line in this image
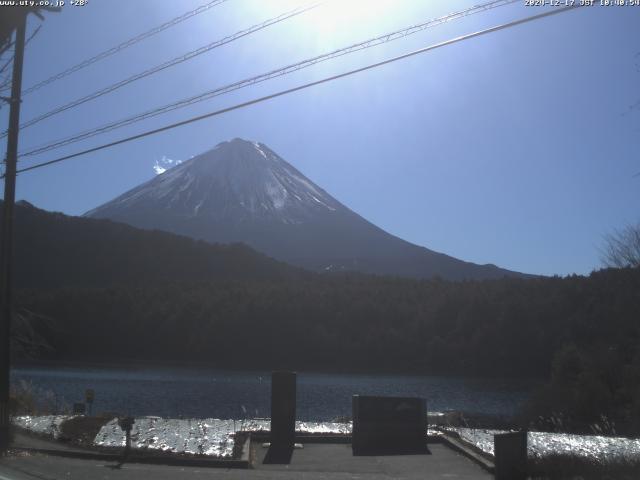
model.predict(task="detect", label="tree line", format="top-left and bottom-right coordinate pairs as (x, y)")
top-left (14, 266), bottom-right (640, 434)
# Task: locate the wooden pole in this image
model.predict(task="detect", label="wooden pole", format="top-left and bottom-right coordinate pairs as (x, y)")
top-left (0, 9), bottom-right (27, 451)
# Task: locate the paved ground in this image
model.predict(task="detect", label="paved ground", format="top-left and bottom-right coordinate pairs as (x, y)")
top-left (0, 442), bottom-right (491, 480)
top-left (253, 442), bottom-right (491, 479)
top-left (11, 432), bottom-right (90, 453)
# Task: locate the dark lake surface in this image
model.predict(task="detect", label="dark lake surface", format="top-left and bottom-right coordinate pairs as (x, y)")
top-left (11, 365), bottom-right (538, 421)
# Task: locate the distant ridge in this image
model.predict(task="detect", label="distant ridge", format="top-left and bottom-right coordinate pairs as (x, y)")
top-left (86, 138), bottom-right (529, 280)
top-left (4, 200), bottom-right (298, 289)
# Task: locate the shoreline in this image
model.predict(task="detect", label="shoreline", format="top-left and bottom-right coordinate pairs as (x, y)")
top-left (12, 359), bottom-right (547, 382)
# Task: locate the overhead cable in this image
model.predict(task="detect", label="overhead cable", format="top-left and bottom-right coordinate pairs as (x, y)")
top-left (12, 5), bottom-right (580, 176)
top-left (19, 0), bottom-right (520, 158)
top-left (20, 0), bottom-right (231, 96)
top-left (6, 1), bottom-right (321, 137)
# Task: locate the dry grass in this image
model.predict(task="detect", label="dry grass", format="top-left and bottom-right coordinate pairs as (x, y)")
top-left (529, 454), bottom-right (640, 480)
top-left (58, 416), bottom-right (114, 447)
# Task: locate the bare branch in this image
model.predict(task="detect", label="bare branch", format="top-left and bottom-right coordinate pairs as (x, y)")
top-left (601, 222), bottom-right (640, 268)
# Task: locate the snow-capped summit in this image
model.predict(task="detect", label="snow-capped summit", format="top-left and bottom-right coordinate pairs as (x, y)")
top-left (87, 138), bottom-right (340, 225)
top-left (86, 138), bottom-right (527, 280)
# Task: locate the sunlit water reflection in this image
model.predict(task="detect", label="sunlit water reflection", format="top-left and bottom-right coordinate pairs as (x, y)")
top-left (446, 427), bottom-right (640, 465)
top-left (14, 415), bottom-right (640, 463)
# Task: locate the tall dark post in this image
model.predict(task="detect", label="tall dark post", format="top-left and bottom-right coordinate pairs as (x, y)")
top-left (264, 371), bottom-right (296, 464)
top-left (0, 10), bottom-right (27, 451)
top-left (271, 371), bottom-right (296, 446)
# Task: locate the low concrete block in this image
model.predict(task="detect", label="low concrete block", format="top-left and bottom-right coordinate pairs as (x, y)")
top-left (494, 430), bottom-right (527, 480)
top-left (352, 395), bottom-right (427, 455)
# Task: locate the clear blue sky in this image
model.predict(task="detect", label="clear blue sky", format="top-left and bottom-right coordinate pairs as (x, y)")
top-left (1, 0), bottom-right (638, 276)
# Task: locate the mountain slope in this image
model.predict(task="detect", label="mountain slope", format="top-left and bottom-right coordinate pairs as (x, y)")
top-left (5, 200), bottom-right (299, 289)
top-left (86, 138), bottom-right (527, 280)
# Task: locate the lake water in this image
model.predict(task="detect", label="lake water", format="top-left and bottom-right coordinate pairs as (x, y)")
top-left (11, 365), bottom-right (536, 421)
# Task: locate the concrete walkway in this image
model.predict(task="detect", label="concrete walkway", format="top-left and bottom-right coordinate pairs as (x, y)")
top-left (252, 442), bottom-right (492, 479)
top-left (0, 448), bottom-right (492, 479)
top-left (11, 431), bottom-right (93, 453)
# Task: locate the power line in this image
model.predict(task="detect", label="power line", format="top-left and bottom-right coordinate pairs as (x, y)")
top-left (0, 24), bottom-right (39, 76)
top-left (4, 1), bottom-right (321, 137)
top-left (12, 4), bottom-right (580, 177)
top-left (0, 25), bottom-right (41, 112)
top-left (0, 25), bottom-right (41, 81)
top-left (0, 55), bottom-right (13, 78)
top-left (19, 0), bottom-right (231, 96)
top-left (18, 0), bottom-right (520, 159)
top-left (0, 56), bottom-right (13, 81)
top-left (0, 41), bottom-right (13, 59)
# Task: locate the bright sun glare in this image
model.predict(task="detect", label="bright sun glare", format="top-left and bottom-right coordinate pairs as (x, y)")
top-left (265, 0), bottom-right (396, 41)
top-left (307, 0), bottom-right (395, 36)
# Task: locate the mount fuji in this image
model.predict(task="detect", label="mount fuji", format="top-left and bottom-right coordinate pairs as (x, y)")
top-left (85, 138), bottom-right (526, 280)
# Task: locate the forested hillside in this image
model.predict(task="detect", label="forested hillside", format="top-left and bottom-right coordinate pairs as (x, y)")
top-left (6, 201), bottom-right (301, 288)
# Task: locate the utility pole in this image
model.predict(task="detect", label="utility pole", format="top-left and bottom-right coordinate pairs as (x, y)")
top-left (0, 8), bottom-right (27, 451)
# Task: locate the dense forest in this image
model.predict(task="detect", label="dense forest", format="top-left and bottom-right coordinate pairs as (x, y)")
top-left (14, 267), bottom-right (639, 373)
top-left (14, 268), bottom-right (640, 434)
top-left (5, 202), bottom-right (640, 433)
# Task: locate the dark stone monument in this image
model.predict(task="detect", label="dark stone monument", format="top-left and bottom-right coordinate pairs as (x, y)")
top-left (117, 417), bottom-right (135, 457)
top-left (494, 431), bottom-right (528, 480)
top-left (352, 395), bottom-right (427, 455)
top-left (263, 371), bottom-right (296, 464)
